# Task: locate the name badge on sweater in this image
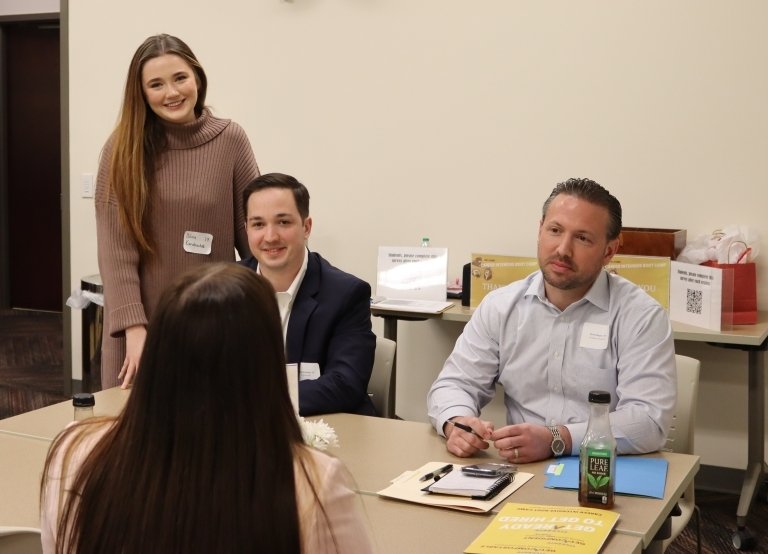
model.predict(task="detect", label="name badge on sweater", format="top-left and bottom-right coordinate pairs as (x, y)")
top-left (579, 322), bottom-right (609, 350)
top-left (183, 231), bottom-right (213, 255)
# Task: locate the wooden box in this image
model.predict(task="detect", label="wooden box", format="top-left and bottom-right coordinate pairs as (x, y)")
top-left (618, 227), bottom-right (687, 260)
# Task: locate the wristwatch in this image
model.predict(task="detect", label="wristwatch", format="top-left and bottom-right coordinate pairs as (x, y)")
top-left (548, 425), bottom-right (566, 457)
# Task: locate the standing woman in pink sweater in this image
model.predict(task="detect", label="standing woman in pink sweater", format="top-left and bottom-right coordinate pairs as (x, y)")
top-left (95, 34), bottom-right (259, 388)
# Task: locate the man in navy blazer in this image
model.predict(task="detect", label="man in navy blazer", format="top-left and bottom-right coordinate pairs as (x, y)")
top-left (239, 173), bottom-right (376, 416)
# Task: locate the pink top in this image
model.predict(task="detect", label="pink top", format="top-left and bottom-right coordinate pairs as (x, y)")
top-left (41, 423), bottom-right (375, 553)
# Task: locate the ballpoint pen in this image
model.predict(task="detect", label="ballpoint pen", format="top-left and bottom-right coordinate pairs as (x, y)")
top-left (419, 463), bottom-right (454, 482)
top-left (448, 420), bottom-right (485, 439)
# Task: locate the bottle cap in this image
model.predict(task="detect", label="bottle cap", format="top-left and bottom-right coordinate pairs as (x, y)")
top-left (73, 393), bottom-right (95, 407)
top-left (588, 390), bottom-right (611, 404)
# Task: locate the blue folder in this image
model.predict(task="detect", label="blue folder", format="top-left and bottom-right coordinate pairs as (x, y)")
top-left (544, 456), bottom-right (668, 499)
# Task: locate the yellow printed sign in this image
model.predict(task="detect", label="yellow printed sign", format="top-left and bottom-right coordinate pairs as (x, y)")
top-left (605, 255), bottom-right (671, 310)
top-left (469, 253), bottom-right (538, 308)
top-left (464, 502), bottom-right (619, 554)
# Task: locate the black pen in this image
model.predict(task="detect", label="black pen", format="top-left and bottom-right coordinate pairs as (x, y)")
top-left (449, 420), bottom-right (485, 439)
top-left (419, 463), bottom-right (454, 482)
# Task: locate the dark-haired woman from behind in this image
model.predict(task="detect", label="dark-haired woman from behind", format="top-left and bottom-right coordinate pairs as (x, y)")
top-left (40, 263), bottom-right (374, 554)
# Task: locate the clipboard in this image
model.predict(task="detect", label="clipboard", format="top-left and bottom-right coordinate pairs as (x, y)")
top-left (378, 461), bottom-right (534, 513)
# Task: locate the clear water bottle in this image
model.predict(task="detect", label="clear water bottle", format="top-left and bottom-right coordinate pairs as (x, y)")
top-left (421, 237), bottom-right (430, 247)
top-left (578, 390), bottom-right (616, 509)
top-left (73, 393), bottom-right (95, 421)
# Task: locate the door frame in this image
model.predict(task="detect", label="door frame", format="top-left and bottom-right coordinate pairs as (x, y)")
top-left (0, 3), bottom-right (70, 394)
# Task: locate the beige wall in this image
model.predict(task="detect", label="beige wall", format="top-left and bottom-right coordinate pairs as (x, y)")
top-left (68, 1), bottom-right (768, 470)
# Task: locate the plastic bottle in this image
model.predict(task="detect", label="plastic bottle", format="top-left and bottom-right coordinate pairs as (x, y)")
top-left (578, 390), bottom-right (616, 508)
top-left (73, 392), bottom-right (95, 421)
top-left (421, 237), bottom-right (430, 247)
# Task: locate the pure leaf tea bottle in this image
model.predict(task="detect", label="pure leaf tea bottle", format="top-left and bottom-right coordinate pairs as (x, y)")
top-left (579, 390), bottom-right (616, 509)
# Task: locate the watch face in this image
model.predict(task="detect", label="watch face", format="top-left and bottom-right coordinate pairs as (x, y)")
top-left (552, 438), bottom-right (566, 455)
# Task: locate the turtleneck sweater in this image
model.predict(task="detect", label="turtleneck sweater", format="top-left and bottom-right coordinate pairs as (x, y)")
top-left (95, 109), bottom-right (259, 387)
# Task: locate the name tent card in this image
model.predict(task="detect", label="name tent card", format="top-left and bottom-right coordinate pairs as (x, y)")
top-left (374, 246), bottom-right (452, 313)
top-left (669, 261), bottom-right (727, 331)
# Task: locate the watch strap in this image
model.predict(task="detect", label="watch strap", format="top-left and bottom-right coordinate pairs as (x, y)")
top-left (548, 425), bottom-right (565, 457)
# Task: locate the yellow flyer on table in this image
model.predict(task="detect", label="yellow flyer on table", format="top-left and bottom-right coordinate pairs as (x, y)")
top-left (464, 502), bottom-right (619, 553)
top-left (470, 253), bottom-right (538, 307)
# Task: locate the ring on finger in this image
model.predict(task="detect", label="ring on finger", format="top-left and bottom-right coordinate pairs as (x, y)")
top-left (514, 447), bottom-right (519, 461)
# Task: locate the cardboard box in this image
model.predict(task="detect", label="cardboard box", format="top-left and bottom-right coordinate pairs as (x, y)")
top-left (618, 227), bottom-right (686, 260)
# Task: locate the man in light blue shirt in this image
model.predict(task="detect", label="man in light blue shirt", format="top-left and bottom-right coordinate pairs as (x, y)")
top-left (427, 178), bottom-right (676, 463)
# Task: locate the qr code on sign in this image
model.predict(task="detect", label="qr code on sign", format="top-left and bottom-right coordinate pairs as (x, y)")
top-left (686, 289), bottom-right (703, 315)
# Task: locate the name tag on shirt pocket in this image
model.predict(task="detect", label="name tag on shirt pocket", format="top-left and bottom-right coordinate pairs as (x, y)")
top-left (579, 322), bottom-right (609, 350)
top-left (299, 362), bottom-right (321, 381)
top-left (183, 231), bottom-right (213, 255)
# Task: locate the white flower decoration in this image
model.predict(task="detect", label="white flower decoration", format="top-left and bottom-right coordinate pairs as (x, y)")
top-left (299, 417), bottom-right (339, 450)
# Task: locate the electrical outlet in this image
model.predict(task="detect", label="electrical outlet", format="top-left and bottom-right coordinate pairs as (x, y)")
top-left (82, 173), bottom-right (94, 198)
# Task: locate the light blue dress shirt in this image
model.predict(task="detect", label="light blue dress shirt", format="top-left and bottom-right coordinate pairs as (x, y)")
top-left (427, 270), bottom-right (676, 455)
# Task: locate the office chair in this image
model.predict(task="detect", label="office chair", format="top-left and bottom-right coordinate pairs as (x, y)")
top-left (0, 526), bottom-right (43, 554)
top-left (368, 337), bottom-right (396, 418)
top-left (662, 354), bottom-right (701, 553)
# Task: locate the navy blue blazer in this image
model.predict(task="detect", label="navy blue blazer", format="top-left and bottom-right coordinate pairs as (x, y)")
top-left (240, 251), bottom-right (376, 416)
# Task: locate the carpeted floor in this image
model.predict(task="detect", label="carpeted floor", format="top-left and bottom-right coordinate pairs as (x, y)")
top-left (666, 491), bottom-right (768, 553)
top-left (0, 308), bottom-right (67, 418)
top-left (3, 308), bottom-right (768, 552)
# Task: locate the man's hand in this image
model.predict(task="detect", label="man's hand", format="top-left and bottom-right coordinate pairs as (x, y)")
top-left (118, 325), bottom-right (146, 389)
top-left (491, 423), bottom-right (571, 463)
top-left (443, 416), bottom-right (495, 457)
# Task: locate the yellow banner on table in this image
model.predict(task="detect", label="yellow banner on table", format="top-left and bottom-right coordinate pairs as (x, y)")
top-left (470, 253), bottom-right (538, 308)
top-left (605, 255), bottom-right (671, 310)
top-left (464, 502), bottom-right (619, 554)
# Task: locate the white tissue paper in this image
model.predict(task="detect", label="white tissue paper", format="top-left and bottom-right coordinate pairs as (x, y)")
top-left (66, 289), bottom-right (105, 309)
top-left (676, 225), bottom-right (759, 265)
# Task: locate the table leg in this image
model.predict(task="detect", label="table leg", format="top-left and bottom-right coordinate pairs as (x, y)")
top-left (736, 349), bottom-right (767, 529)
top-left (383, 317), bottom-right (398, 419)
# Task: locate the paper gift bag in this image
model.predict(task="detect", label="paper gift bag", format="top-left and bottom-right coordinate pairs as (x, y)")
top-left (701, 261), bottom-right (757, 325)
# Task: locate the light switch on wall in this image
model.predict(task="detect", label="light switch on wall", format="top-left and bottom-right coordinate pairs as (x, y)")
top-left (82, 173), bottom-right (94, 198)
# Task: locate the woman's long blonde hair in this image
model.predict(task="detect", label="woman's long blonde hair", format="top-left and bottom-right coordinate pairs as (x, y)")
top-left (109, 34), bottom-right (207, 254)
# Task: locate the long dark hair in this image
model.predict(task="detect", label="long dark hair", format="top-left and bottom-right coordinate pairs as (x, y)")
top-left (43, 263), bottom-right (304, 553)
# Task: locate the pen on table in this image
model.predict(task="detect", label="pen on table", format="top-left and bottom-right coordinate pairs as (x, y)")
top-left (419, 463), bottom-right (454, 482)
top-left (449, 420), bottom-right (485, 439)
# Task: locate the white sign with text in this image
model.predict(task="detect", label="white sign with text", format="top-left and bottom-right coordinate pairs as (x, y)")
top-left (669, 261), bottom-right (723, 331)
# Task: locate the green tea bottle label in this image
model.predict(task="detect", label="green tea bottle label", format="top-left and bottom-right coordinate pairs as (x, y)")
top-left (585, 448), bottom-right (612, 505)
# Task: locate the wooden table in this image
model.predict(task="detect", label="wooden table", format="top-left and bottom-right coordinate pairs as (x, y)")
top-left (0, 399), bottom-right (675, 553)
top-left (320, 413), bottom-right (698, 552)
top-left (0, 434), bottom-right (51, 528)
top-left (0, 386), bottom-right (130, 441)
